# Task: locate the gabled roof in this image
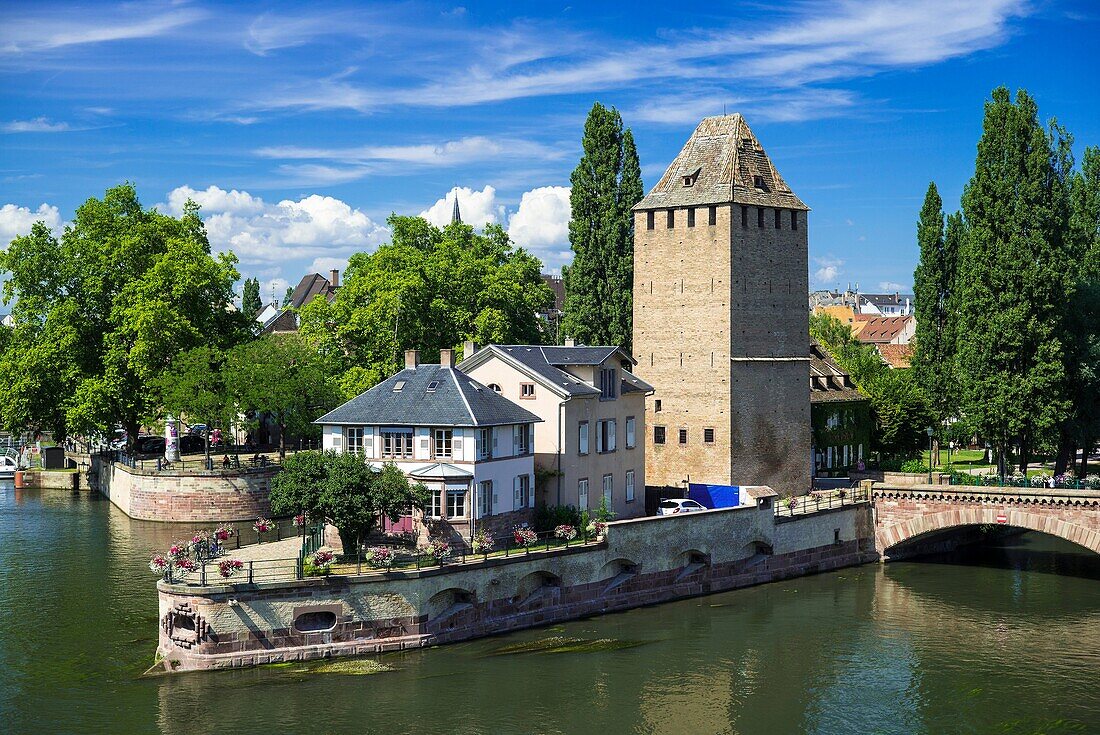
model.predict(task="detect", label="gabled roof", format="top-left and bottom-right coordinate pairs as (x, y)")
top-left (875, 343), bottom-right (913, 369)
top-left (861, 293), bottom-right (913, 308)
top-left (635, 114), bottom-right (807, 211)
top-left (459, 344), bottom-right (653, 398)
top-left (810, 342), bottom-right (866, 404)
top-left (288, 273), bottom-right (336, 310)
top-left (852, 315), bottom-right (913, 344)
top-left (315, 364), bottom-right (542, 427)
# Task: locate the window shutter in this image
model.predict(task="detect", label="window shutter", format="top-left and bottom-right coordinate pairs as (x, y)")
top-left (528, 476), bottom-right (535, 508)
top-left (513, 476), bottom-right (522, 508)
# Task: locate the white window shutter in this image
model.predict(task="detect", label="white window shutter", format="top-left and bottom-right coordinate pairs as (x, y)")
top-left (528, 476), bottom-right (535, 507)
top-left (609, 420), bottom-right (616, 451)
top-left (513, 476), bottom-right (521, 508)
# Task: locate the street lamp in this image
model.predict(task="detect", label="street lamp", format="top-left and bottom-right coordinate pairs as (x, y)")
top-left (925, 426), bottom-right (934, 484)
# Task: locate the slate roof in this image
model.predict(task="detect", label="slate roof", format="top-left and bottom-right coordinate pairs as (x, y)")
top-left (459, 345), bottom-right (654, 398)
top-left (635, 114), bottom-right (808, 211)
top-left (288, 273), bottom-right (336, 310)
top-left (861, 293), bottom-right (914, 310)
top-left (315, 364), bottom-right (542, 427)
top-left (809, 342), bottom-right (866, 404)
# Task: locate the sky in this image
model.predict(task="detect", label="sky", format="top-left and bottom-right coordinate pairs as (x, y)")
top-left (1, 0), bottom-right (1098, 301)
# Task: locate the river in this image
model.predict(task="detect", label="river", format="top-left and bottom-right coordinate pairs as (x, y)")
top-left (2, 484), bottom-right (1099, 735)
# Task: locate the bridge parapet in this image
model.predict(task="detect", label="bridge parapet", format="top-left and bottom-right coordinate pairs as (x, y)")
top-left (872, 482), bottom-right (1100, 557)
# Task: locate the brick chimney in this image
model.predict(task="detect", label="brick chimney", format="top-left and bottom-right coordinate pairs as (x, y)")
top-left (463, 340), bottom-right (477, 360)
top-left (404, 349), bottom-right (419, 370)
top-left (330, 269), bottom-right (340, 288)
top-left (439, 348), bottom-right (455, 368)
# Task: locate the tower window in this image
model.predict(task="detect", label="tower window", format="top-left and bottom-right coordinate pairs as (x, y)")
top-left (687, 208), bottom-right (695, 228)
top-left (682, 167), bottom-right (701, 187)
top-left (741, 206), bottom-right (748, 229)
top-left (757, 207), bottom-right (764, 228)
top-left (654, 399), bottom-right (662, 412)
top-left (666, 210), bottom-right (675, 229)
top-left (791, 210), bottom-right (798, 230)
top-left (704, 428), bottom-right (715, 444)
top-left (653, 426), bottom-right (666, 445)
top-left (708, 206), bottom-right (717, 226)
top-left (678, 428), bottom-right (688, 445)
top-left (753, 175), bottom-right (769, 192)
top-left (646, 211), bottom-right (654, 230)
top-left (774, 209), bottom-right (782, 229)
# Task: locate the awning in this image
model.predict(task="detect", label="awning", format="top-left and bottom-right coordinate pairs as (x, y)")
top-left (407, 462), bottom-right (474, 480)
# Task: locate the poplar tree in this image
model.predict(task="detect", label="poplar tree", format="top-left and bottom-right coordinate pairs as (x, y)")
top-left (956, 87), bottom-right (1073, 476)
top-left (562, 103), bottom-right (643, 351)
top-left (242, 277), bottom-right (262, 320)
top-left (912, 183), bottom-right (955, 438)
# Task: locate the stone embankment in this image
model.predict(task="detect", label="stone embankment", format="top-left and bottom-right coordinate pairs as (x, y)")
top-left (90, 455), bottom-right (276, 523)
top-left (154, 495), bottom-right (874, 672)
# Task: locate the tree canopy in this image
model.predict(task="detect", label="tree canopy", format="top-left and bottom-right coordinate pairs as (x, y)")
top-left (0, 184), bottom-right (246, 442)
top-left (298, 215), bottom-right (553, 395)
top-left (562, 102), bottom-right (643, 351)
top-left (270, 451), bottom-right (430, 553)
top-left (241, 277), bottom-right (262, 321)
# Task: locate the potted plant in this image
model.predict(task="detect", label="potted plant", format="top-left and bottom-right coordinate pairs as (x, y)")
top-left (513, 526), bottom-right (538, 549)
top-left (305, 550), bottom-right (335, 576)
top-left (554, 524), bottom-right (577, 541)
top-left (253, 517), bottom-right (274, 542)
top-left (470, 529), bottom-right (494, 555)
top-left (214, 524), bottom-right (234, 542)
top-left (218, 559), bottom-right (244, 579)
top-left (365, 546), bottom-right (396, 568)
top-left (425, 539), bottom-right (451, 565)
top-left (149, 553), bottom-right (171, 580)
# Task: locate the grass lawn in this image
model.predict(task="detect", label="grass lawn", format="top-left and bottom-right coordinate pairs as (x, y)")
top-left (920, 448), bottom-right (994, 471)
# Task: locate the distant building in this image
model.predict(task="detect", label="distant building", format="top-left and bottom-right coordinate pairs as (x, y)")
top-left (810, 342), bottom-right (871, 477)
top-left (633, 113), bottom-right (811, 496)
top-left (316, 348), bottom-right (541, 544)
top-left (538, 274), bottom-right (565, 338)
top-left (874, 343), bottom-right (913, 369)
top-left (460, 341), bottom-right (652, 520)
top-left (852, 315), bottom-right (915, 345)
top-left (858, 292), bottom-right (913, 317)
top-left (257, 269), bottom-right (341, 334)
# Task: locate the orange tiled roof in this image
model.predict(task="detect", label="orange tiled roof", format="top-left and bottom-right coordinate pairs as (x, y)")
top-left (853, 315), bottom-right (912, 343)
top-left (876, 343), bottom-right (913, 369)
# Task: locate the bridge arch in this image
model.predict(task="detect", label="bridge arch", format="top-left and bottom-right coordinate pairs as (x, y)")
top-left (877, 507), bottom-right (1100, 557)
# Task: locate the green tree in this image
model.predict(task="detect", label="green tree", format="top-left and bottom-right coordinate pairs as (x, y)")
top-left (153, 346), bottom-right (230, 462)
top-left (270, 451), bottom-right (429, 553)
top-left (956, 88), bottom-right (1074, 476)
top-left (298, 216), bottom-right (552, 390)
top-left (225, 334), bottom-right (341, 457)
top-left (242, 277), bottom-right (262, 320)
top-left (561, 102), bottom-right (643, 350)
top-left (912, 183), bottom-right (955, 426)
top-left (0, 185), bottom-right (246, 443)
top-left (282, 285), bottom-right (294, 307)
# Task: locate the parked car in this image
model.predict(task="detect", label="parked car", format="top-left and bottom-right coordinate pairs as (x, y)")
top-left (656, 498), bottom-right (707, 516)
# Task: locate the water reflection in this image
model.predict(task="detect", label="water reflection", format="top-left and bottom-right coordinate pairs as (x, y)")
top-left (1, 485), bottom-right (1098, 735)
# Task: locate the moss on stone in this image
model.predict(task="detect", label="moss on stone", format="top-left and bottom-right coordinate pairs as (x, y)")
top-left (307, 658), bottom-right (394, 675)
top-left (489, 636), bottom-right (647, 656)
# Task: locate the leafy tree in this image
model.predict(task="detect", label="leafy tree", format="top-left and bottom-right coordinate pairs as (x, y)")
top-left (282, 285), bottom-right (294, 307)
top-left (0, 185), bottom-right (246, 443)
top-left (242, 277), bottom-right (262, 320)
top-left (270, 451), bottom-right (429, 553)
top-left (225, 334), bottom-right (341, 457)
top-left (153, 346), bottom-right (230, 462)
top-left (562, 102), bottom-right (643, 350)
top-left (298, 216), bottom-right (553, 390)
top-left (912, 183), bottom-right (957, 428)
top-left (956, 88), bottom-right (1074, 476)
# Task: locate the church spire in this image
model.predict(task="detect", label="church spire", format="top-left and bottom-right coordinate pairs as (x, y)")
top-left (451, 193), bottom-right (462, 224)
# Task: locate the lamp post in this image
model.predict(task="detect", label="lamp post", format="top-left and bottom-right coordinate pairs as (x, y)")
top-left (925, 426), bottom-right (934, 484)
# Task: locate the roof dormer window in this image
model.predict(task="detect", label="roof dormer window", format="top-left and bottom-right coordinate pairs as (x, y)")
top-left (681, 167), bottom-right (701, 187)
top-left (753, 175), bottom-right (769, 192)
top-left (426, 380), bottom-right (439, 393)
top-left (392, 380), bottom-right (406, 392)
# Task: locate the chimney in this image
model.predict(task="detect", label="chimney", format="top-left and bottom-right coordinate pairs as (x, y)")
top-left (330, 269), bottom-right (339, 288)
top-left (564, 337), bottom-right (575, 347)
top-left (463, 340), bottom-right (477, 361)
top-left (439, 348), bottom-right (455, 368)
top-left (404, 349), bottom-right (419, 370)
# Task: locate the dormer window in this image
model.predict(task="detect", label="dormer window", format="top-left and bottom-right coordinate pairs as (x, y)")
top-left (753, 175), bottom-right (769, 192)
top-left (741, 137), bottom-right (754, 150)
top-left (681, 167), bottom-right (701, 187)
top-left (426, 380), bottom-right (439, 393)
top-left (392, 380), bottom-right (406, 392)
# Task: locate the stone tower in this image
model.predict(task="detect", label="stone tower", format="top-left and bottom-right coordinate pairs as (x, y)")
top-left (633, 114), bottom-right (810, 496)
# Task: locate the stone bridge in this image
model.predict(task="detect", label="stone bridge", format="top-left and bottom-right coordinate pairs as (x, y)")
top-left (872, 483), bottom-right (1100, 559)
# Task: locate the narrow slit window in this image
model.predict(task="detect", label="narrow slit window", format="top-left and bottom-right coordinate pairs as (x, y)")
top-left (791, 210), bottom-right (798, 230)
top-left (708, 206), bottom-right (717, 226)
top-left (741, 206), bottom-right (748, 229)
top-left (774, 209), bottom-right (782, 229)
top-left (687, 208), bottom-right (695, 228)
top-left (646, 211), bottom-right (654, 230)
top-left (666, 209), bottom-right (675, 229)
top-left (757, 207), bottom-right (765, 228)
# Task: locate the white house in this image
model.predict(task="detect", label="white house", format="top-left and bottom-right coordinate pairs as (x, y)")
top-left (315, 349), bottom-right (541, 543)
top-left (459, 341), bottom-right (654, 520)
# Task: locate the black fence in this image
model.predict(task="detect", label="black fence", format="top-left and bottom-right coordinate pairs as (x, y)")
top-left (774, 486), bottom-right (870, 519)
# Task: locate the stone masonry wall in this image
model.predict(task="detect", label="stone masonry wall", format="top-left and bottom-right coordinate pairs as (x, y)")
top-left (155, 502), bottom-right (875, 671)
top-left (92, 456), bottom-right (275, 522)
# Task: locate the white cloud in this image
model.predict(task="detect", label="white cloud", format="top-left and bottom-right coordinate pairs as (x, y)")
top-left (2, 117), bottom-right (70, 133)
top-left (1, 7), bottom-right (204, 54)
top-left (420, 186), bottom-right (504, 228)
top-left (309, 256), bottom-right (349, 277)
top-left (257, 136), bottom-right (565, 171)
top-left (508, 186), bottom-right (571, 265)
top-left (160, 185), bottom-right (389, 266)
top-left (0, 203), bottom-right (62, 246)
top-left (878, 281), bottom-right (907, 292)
top-left (812, 255), bottom-right (844, 286)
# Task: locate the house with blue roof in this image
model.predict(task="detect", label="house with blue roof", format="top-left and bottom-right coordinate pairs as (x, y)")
top-left (315, 348), bottom-right (542, 543)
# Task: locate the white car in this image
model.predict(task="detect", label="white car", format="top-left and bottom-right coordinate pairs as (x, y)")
top-left (656, 498), bottom-right (707, 515)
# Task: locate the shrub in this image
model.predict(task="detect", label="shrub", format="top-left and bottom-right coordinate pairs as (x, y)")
top-left (470, 529), bottom-right (494, 554)
top-left (534, 504), bottom-right (581, 533)
top-left (899, 459), bottom-right (927, 473)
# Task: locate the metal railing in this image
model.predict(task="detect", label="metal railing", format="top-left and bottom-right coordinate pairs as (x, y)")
top-left (775, 485), bottom-right (870, 518)
top-left (166, 527), bottom-right (604, 587)
top-left (947, 473), bottom-right (1100, 491)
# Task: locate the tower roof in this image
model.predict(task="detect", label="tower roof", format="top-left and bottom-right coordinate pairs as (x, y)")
top-left (451, 195), bottom-right (462, 224)
top-left (635, 114), bottom-right (807, 211)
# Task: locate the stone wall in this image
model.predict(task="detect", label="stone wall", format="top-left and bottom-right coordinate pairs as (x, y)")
top-left (92, 456), bottom-right (276, 523)
top-left (155, 501), bottom-right (875, 671)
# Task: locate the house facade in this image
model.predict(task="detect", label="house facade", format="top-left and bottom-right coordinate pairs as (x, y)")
top-left (810, 342), bottom-right (872, 477)
top-left (315, 349), bottom-right (541, 543)
top-left (459, 342), bottom-right (653, 520)
top-left (632, 113), bottom-right (811, 497)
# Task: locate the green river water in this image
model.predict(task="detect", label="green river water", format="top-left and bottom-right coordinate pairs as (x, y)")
top-left (2, 484), bottom-right (1099, 735)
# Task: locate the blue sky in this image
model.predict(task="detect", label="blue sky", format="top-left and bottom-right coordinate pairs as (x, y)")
top-left (1, 0), bottom-right (1098, 300)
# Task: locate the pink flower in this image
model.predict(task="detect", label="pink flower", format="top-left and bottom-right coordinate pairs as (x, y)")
top-left (218, 559), bottom-right (244, 579)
